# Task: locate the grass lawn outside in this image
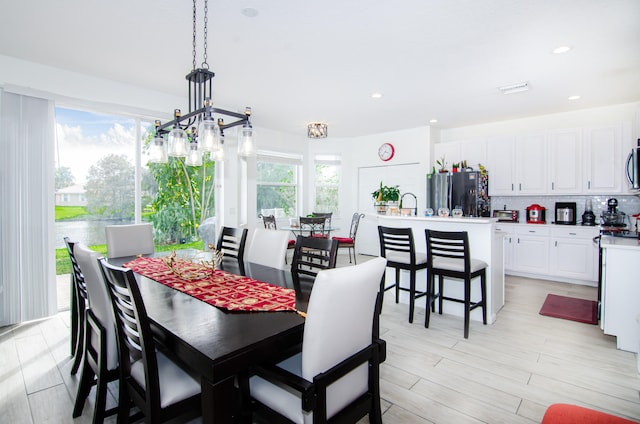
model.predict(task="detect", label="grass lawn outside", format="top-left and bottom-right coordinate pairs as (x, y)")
top-left (55, 205), bottom-right (88, 220)
top-left (56, 240), bottom-right (205, 275)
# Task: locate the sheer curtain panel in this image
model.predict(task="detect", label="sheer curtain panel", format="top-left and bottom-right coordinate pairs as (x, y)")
top-left (0, 89), bottom-right (56, 325)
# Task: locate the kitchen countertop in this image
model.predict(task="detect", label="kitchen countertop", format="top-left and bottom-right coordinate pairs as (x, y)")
top-left (601, 235), bottom-right (640, 250)
top-left (375, 215), bottom-right (495, 224)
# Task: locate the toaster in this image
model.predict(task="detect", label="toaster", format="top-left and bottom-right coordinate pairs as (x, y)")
top-left (493, 209), bottom-right (519, 223)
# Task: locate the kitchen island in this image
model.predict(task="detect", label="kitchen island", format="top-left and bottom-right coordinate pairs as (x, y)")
top-left (600, 236), bottom-right (640, 353)
top-left (375, 215), bottom-right (505, 324)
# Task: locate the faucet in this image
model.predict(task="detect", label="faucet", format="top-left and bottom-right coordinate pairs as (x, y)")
top-left (400, 192), bottom-right (418, 216)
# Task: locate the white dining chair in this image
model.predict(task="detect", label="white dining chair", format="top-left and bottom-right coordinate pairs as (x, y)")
top-left (72, 243), bottom-right (119, 423)
top-left (105, 223), bottom-right (154, 259)
top-left (243, 256), bottom-right (388, 424)
top-left (245, 228), bottom-right (290, 270)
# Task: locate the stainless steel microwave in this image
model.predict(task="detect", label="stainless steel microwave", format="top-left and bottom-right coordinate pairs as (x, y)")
top-left (627, 140), bottom-right (640, 191)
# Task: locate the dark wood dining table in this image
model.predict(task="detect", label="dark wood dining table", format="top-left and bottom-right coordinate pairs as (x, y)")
top-left (110, 253), bottom-right (307, 423)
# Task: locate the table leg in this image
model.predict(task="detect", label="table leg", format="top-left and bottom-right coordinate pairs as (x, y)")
top-left (201, 376), bottom-right (236, 423)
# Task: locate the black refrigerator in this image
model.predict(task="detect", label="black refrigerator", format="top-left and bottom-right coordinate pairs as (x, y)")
top-left (449, 171), bottom-right (490, 217)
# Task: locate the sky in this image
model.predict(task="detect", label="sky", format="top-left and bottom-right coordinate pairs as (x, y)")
top-left (54, 107), bottom-right (152, 184)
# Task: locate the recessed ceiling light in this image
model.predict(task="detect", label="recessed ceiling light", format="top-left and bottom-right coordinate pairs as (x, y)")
top-left (371, 93), bottom-right (383, 99)
top-left (553, 46), bottom-right (572, 54)
top-left (568, 95), bottom-right (581, 100)
top-left (242, 7), bottom-right (259, 18)
top-left (430, 119), bottom-right (438, 124)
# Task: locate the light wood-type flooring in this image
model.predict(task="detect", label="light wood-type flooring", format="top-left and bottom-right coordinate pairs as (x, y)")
top-left (2, 253), bottom-right (639, 423)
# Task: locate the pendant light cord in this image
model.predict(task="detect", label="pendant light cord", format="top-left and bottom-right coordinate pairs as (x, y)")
top-left (192, 0), bottom-right (209, 71)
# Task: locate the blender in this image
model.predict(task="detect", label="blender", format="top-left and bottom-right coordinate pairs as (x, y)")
top-left (581, 199), bottom-right (595, 226)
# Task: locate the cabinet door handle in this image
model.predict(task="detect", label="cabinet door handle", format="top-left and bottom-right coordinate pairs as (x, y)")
top-left (528, 230), bottom-right (536, 233)
top-left (519, 183), bottom-right (522, 191)
top-left (555, 241), bottom-right (558, 247)
top-left (511, 183), bottom-right (514, 191)
top-left (588, 180), bottom-right (591, 189)
top-left (551, 182), bottom-right (554, 190)
top-left (569, 232), bottom-right (576, 235)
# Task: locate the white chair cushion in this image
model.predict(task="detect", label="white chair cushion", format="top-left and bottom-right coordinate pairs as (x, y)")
top-left (249, 353), bottom-right (368, 424)
top-left (105, 223), bottom-right (154, 259)
top-left (131, 351), bottom-right (200, 408)
top-left (74, 243), bottom-right (119, 370)
top-left (385, 251), bottom-right (427, 265)
top-left (432, 257), bottom-right (487, 273)
top-left (245, 228), bottom-right (289, 270)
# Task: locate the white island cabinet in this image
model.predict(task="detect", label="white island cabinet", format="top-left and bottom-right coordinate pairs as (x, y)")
top-left (376, 215), bottom-right (505, 324)
top-left (601, 236), bottom-right (640, 353)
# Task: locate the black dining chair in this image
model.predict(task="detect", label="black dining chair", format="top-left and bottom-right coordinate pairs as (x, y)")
top-left (240, 257), bottom-right (388, 424)
top-left (299, 216), bottom-right (329, 238)
top-left (72, 243), bottom-right (119, 424)
top-left (332, 212), bottom-right (365, 264)
top-left (290, 235), bottom-right (338, 301)
top-left (98, 258), bottom-right (201, 423)
top-left (425, 229), bottom-right (487, 338)
top-left (377, 226), bottom-right (429, 324)
top-left (64, 236), bottom-right (87, 376)
top-left (216, 226), bottom-right (248, 273)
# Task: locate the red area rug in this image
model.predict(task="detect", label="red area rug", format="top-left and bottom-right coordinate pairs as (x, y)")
top-left (539, 294), bottom-right (598, 325)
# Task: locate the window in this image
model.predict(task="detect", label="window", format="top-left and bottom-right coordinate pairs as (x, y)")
top-left (314, 155), bottom-right (341, 216)
top-left (256, 152), bottom-right (302, 218)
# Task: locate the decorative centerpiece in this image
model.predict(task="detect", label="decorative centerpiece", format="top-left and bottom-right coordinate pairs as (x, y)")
top-left (162, 248), bottom-right (223, 280)
top-left (372, 181), bottom-right (400, 215)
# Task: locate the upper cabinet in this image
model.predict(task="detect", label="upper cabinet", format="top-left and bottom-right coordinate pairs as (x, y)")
top-left (584, 125), bottom-right (622, 194)
top-left (548, 128), bottom-right (582, 194)
top-left (481, 123), bottom-right (629, 196)
top-left (434, 138), bottom-right (487, 172)
top-left (487, 134), bottom-right (547, 195)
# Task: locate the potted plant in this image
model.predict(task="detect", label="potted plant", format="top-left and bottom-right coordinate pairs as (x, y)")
top-left (436, 156), bottom-right (448, 173)
top-left (452, 162), bottom-right (460, 173)
top-left (372, 181), bottom-right (400, 214)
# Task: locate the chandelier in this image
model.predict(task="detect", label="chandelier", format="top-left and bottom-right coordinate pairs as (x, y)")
top-left (149, 0), bottom-right (255, 166)
top-left (307, 122), bottom-right (328, 139)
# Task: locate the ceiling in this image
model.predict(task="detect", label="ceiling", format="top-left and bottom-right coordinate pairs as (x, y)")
top-left (1, 0), bottom-right (639, 137)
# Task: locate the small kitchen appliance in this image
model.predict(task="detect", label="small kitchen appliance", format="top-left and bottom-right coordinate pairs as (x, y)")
top-left (493, 208), bottom-right (519, 223)
top-left (626, 138), bottom-right (640, 191)
top-left (601, 198), bottom-right (626, 227)
top-left (526, 204), bottom-right (546, 224)
top-left (581, 199), bottom-right (596, 226)
top-left (554, 202), bottom-right (576, 225)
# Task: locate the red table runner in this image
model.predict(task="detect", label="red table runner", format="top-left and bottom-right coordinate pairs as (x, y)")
top-left (124, 256), bottom-right (297, 312)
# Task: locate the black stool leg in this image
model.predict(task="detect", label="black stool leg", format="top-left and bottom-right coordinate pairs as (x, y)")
top-left (408, 270), bottom-right (416, 323)
top-left (425, 272), bottom-right (433, 328)
top-left (464, 277), bottom-right (471, 339)
top-left (394, 268), bottom-right (400, 304)
top-left (481, 270), bottom-right (487, 325)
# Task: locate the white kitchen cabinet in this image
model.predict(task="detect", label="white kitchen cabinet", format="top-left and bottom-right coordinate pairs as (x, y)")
top-left (488, 134), bottom-right (546, 195)
top-left (498, 223), bottom-right (598, 285)
top-left (513, 226), bottom-right (549, 275)
top-left (515, 133), bottom-right (547, 195)
top-left (434, 138), bottom-right (487, 172)
top-left (487, 136), bottom-right (516, 195)
top-left (495, 224), bottom-right (514, 271)
top-left (549, 227), bottom-right (598, 282)
top-left (601, 238), bottom-right (640, 352)
top-left (584, 125), bottom-right (622, 194)
top-left (548, 128), bottom-right (582, 194)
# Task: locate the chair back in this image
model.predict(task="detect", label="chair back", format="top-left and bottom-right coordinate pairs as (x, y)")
top-left (98, 258), bottom-right (161, 409)
top-left (425, 230), bottom-right (471, 272)
top-left (246, 228), bottom-right (289, 270)
top-left (377, 226), bottom-right (419, 265)
top-left (349, 212), bottom-right (365, 239)
top-left (74, 243), bottom-right (118, 370)
top-left (64, 237), bottom-right (88, 302)
top-left (216, 226), bottom-right (248, 260)
top-left (311, 212), bottom-right (333, 228)
top-left (291, 235), bottom-right (338, 281)
top-left (258, 214), bottom-right (277, 230)
top-left (105, 223), bottom-right (154, 259)
top-left (299, 216), bottom-right (328, 237)
top-left (301, 257), bottom-right (387, 418)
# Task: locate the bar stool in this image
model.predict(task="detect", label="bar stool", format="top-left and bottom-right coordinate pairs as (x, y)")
top-left (425, 229), bottom-right (487, 338)
top-left (377, 226), bottom-right (428, 323)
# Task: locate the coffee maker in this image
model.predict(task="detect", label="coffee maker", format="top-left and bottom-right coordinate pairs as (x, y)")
top-left (581, 199), bottom-right (596, 226)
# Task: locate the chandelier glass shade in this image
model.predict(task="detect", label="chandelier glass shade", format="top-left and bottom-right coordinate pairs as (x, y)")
top-left (307, 122), bottom-right (328, 139)
top-left (148, 0), bottom-right (254, 165)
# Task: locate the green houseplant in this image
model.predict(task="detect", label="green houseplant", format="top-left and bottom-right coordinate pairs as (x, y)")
top-left (372, 181), bottom-right (400, 214)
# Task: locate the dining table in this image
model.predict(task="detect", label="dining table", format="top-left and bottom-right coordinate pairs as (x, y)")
top-left (110, 251), bottom-right (307, 423)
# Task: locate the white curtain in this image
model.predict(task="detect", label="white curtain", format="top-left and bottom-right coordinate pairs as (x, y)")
top-left (0, 89), bottom-right (56, 325)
